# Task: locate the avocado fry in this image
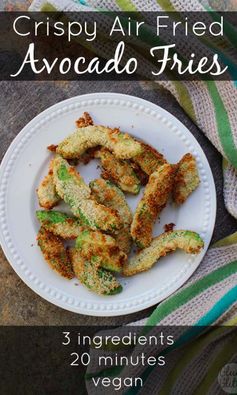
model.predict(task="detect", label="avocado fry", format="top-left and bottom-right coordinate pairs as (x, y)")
top-left (123, 230), bottom-right (204, 276)
top-left (131, 164), bottom-right (175, 248)
top-left (53, 155), bottom-right (121, 232)
top-left (173, 153), bottom-right (200, 205)
top-left (76, 229), bottom-right (127, 273)
top-left (90, 179), bottom-right (133, 254)
top-left (95, 148), bottom-right (140, 194)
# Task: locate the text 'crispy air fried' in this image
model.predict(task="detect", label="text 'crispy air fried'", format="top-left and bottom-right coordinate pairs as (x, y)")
top-left (56, 125), bottom-right (142, 159)
top-left (123, 230), bottom-right (204, 276)
top-left (69, 248), bottom-right (122, 295)
top-left (95, 148), bottom-right (141, 194)
top-left (173, 153), bottom-right (200, 205)
top-left (37, 227), bottom-right (74, 279)
top-left (131, 163), bottom-right (175, 249)
top-left (53, 155), bottom-right (121, 232)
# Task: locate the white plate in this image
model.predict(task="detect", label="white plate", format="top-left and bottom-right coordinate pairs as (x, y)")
top-left (0, 93), bottom-right (216, 317)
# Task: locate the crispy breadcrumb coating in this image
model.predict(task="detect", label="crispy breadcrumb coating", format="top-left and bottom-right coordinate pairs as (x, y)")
top-left (56, 125), bottom-right (142, 159)
top-left (123, 230), bottom-right (204, 276)
top-left (36, 210), bottom-right (84, 239)
top-left (133, 142), bottom-right (167, 175)
top-left (37, 227), bottom-right (74, 279)
top-left (53, 156), bottom-right (121, 232)
top-left (131, 164), bottom-right (175, 248)
top-left (76, 229), bottom-right (126, 272)
top-left (173, 153), bottom-right (200, 204)
top-left (164, 223), bottom-right (175, 232)
top-left (69, 248), bottom-right (122, 295)
top-left (90, 179), bottom-right (133, 254)
top-left (37, 159), bottom-right (60, 209)
top-left (75, 112), bottom-right (97, 165)
top-left (75, 111), bottom-right (94, 128)
top-left (48, 112), bottom-right (95, 161)
top-left (95, 148), bottom-right (140, 194)
top-left (47, 144), bottom-right (58, 152)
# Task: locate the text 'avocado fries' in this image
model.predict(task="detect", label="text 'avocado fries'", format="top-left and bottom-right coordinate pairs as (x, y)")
top-left (36, 112), bottom-right (203, 296)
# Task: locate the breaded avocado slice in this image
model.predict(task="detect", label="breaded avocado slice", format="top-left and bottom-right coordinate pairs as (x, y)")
top-left (37, 159), bottom-right (60, 209)
top-left (69, 248), bottom-right (122, 295)
top-left (95, 148), bottom-right (140, 194)
top-left (56, 125), bottom-right (142, 160)
top-left (90, 179), bottom-right (133, 254)
top-left (53, 156), bottom-right (121, 232)
top-left (90, 179), bottom-right (132, 226)
top-left (133, 142), bottom-right (167, 175)
top-left (36, 210), bottom-right (84, 239)
top-left (76, 230), bottom-right (126, 273)
top-left (37, 227), bottom-right (74, 279)
top-left (173, 153), bottom-right (200, 205)
top-left (123, 230), bottom-right (204, 276)
top-left (131, 164), bottom-right (175, 249)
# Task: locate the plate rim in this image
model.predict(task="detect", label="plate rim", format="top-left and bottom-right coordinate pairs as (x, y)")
top-left (0, 92), bottom-right (216, 317)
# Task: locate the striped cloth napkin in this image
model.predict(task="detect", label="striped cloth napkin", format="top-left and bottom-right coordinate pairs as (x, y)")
top-left (30, 0), bottom-right (237, 392)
